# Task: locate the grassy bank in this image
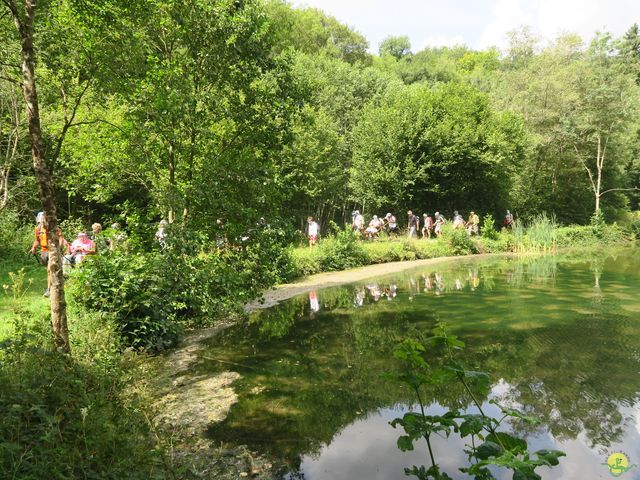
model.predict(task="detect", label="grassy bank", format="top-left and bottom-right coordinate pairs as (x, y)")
top-left (0, 259), bottom-right (168, 479)
top-left (290, 220), bottom-right (632, 278)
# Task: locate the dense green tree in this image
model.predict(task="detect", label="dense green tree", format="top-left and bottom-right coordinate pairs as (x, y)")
top-left (275, 52), bottom-right (397, 227)
top-left (379, 35), bottom-right (412, 60)
top-left (620, 23), bottom-right (640, 83)
top-left (349, 82), bottom-right (528, 217)
top-left (265, 0), bottom-right (370, 65)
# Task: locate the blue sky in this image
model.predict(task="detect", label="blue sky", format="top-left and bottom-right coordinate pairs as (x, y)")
top-left (290, 0), bottom-right (640, 52)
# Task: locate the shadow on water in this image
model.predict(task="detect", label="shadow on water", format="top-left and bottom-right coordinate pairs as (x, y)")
top-left (197, 247), bottom-right (640, 479)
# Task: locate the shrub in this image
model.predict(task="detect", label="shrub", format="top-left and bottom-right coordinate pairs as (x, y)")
top-left (291, 247), bottom-right (322, 277)
top-left (0, 210), bottom-right (32, 260)
top-left (317, 223), bottom-right (369, 271)
top-left (447, 226), bottom-right (479, 255)
top-left (69, 224), bottom-right (296, 348)
top-left (0, 313), bottom-right (161, 479)
top-left (623, 211), bottom-right (640, 239)
top-left (69, 252), bottom-right (181, 350)
top-left (480, 214), bottom-right (498, 240)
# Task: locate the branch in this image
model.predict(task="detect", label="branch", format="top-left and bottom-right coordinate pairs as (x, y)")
top-left (50, 79), bottom-right (93, 165)
top-left (599, 187), bottom-right (640, 197)
top-left (573, 143), bottom-right (597, 194)
top-left (1, 0), bottom-right (19, 21)
top-left (0, 74), bottom-right (21, 85)
top-left (68, 118), bottom-right (129, 136)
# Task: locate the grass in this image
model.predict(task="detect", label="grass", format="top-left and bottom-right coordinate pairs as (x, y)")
top-left (0, 258), bottom-right (49, 340)
top-left (290, 221), bottom-right (632, 279)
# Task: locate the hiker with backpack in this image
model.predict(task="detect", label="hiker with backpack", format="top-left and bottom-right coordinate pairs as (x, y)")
top-left (407, 210), bottom-right (419, 239)
top-left (30, 212), bottom-right (70, 297)
top-left (422, 213), bottom-right (434, 238)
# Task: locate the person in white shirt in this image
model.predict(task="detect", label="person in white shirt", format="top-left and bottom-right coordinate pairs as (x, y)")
top-left (352, 210), bottom-right (364, 235)
top-left (307, 216), bottom-right (320, 248)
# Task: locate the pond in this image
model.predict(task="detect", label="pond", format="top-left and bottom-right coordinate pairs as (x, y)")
top-left (201, 248), bottom-right (640, 480)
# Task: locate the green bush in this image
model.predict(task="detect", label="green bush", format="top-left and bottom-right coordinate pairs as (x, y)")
top-left (0, 313), bottom-right (161, 479)
top-left (0, 210), bottom-right (32, 260)
top-left (623, 211), bottom-right (640, 239)
top-left (317, 223), bottom-right (369, 272)
top-left (446, 226), bottom-right (479, 255)
top-left (480, 214), bottom-right (498, 240)
top-left (69, 224), bottom-right (295, 349)
top-left (69, 252), bottom-right (181, 350)
top-left (291, 247), bottom-right (322, 277)
top-left (556, 224), bottom-right (627, 248)
top-left (479, 230), bottom-right (515, 253)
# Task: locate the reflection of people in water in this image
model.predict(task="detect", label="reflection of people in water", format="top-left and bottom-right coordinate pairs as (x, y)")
top-left (422, 274), bottom-right (432, 292)
top-left (468, 269), bottom-right (480, 291)
top-left (434, 273), bottom-right (445, 295)
top-left (309, 291), bottom-right (320, 313)
top-left (367, 283), bottom-right (382, 301)
top-left (389, 283), bottom-right (397, 299)
top-left (354, 287), bottom-right (365, 307)
top-left (455, 278), bottom-right (463, 290)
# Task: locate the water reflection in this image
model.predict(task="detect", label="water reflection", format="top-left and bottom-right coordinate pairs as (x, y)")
top-left (201, 248), bottom-right (640, 479)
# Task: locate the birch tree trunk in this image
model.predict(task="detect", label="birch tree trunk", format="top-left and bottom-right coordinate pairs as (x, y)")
top-left (8, 0), bottom-right (69, 352)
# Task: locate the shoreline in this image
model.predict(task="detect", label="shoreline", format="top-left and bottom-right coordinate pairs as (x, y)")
top-left (150, 244), bottom-right (634, 479)
top-left (245, 251), bottom-right (522, 313)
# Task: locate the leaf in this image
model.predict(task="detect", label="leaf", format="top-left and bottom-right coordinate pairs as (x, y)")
top-left (534, 449), bottom-right (566, 467)
top-left (485, 432), bottom-right (527, 454)
top-left (476, 441), bottom-right (502, 460)
top-left (512, 468), bottom-right (541, 480)
top-left (459, 414), bottom-right (493, 437)
top-left (397, 435), bottom-right (415, 452)
top-left (489, 401), bottom-right (539, 425)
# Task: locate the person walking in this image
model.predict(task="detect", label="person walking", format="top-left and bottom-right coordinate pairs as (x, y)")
top-left (504, 210), bottom-right (514, 229)
top-left (422, 213), bottom-right (434, 238)
top-left (467, 211), bottom-right (479, 235)
top-left (307, 216), bottom-right (320, 248)
top-left (384, 213), bottom-right (398, 235)
top-left (434, 212), bottom-right (446, 237)
top-left (30, 212), bottom-right (69, 297)
top-left (407, 210), bottom-right (419, 239)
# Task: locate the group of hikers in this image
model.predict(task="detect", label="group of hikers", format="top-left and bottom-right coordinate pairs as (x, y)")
top-left (29, 212), bottom-right (131, 296)
top-left (306, 209), bottom-right (515, 246)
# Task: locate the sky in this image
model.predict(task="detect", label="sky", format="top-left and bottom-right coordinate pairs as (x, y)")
top-left (289, 0), bottom-right (640, 52)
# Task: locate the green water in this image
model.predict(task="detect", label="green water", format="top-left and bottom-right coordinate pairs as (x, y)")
top-left (201, 248), bottom-right (640, 479)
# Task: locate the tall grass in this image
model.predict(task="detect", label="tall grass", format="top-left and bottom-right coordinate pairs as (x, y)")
top-left (525, 213), bottom-right (557, 252)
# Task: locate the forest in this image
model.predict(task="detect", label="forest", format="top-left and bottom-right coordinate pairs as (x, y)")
top-left (1, 0), bottom-right (640, 478)
top-left (2, 1), bottom-right (640, 236)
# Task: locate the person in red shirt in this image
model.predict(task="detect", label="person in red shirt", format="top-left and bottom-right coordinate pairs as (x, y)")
top-left (68, 232), bottom-right (96, 265)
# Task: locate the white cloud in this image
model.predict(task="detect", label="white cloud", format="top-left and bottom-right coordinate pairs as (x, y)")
top-left (290, 0), bottom-right (640, 53)
top-left (476, 0), bottom-right (640, 51)
top-left (476, 0), bottom-right (529, 50)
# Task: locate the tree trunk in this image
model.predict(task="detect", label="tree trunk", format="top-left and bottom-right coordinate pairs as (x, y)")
top-left (168, 140), bottom-right (175, 223)
top-left (12, 0), bottom-right (69, 352)
top-left (595, 133), bottom-right (606, 213)
top-left (183, 127), bottom-right (196, 221)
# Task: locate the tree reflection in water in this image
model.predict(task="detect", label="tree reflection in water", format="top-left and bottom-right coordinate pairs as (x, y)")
top-left (200, 248), bottom-right (640, 476)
